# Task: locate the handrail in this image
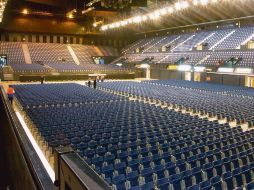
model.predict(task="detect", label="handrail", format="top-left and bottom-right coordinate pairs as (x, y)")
top-left (54, 146), bottom-right (112, 190)
top-left (0, 86), bottom-right (54, 190)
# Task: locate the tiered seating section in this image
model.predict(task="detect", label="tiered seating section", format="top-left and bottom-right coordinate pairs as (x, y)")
top-left (14, 81), bottom-right (254, 190)
top-left (28, 43), bottom-right (76, 65)
top-left (117, 26), bottom-right (254, 68)
top-left (0, 42), bottom-right (121, 73)
top-left (0, 42), bottom-right (26, 64)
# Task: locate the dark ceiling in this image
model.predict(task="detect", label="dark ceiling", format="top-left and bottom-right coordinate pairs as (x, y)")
top-left (2, 0), bottom-right (254, 36)
top-left (102, 0), bottom-right (254, 35)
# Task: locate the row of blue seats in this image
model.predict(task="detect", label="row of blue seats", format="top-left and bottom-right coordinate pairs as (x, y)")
top-left (14, 83), bottom-right (126, 107)
top-left (98, 81), bottom-right (254, 125)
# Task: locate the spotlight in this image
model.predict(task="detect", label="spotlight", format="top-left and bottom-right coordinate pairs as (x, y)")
top-left (181, 1), bottom-right (189, 9)
top-left (142, 15), bottom-right (148, 21)
top-left (120, 20), bottom-right (127, 26)
top-left (159, 8), bottom-right (167, 15)
top-left (133, 16), bottom-right (142, 23)
top-left (101, 25), bottom-right (108, 31)
top-left (22, 9), bottom-right (28, 15)
top-left (167, 6), bottom-right (174, 13)
top-left (93, 20), bottom-right (103, 27)
top-left (200, 0), bottom-right (209, 5)
top-left (115, 22), bottom-right (120, 28)
top-left (128, 19), bottom-right (133, 24)
top-left (67, 13), bottom-right (73, 19)
top-left (193, 0), bottom-right (199, 5)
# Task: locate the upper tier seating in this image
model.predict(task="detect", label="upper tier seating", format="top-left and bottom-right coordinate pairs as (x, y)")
top-left (122, 39), bottom-right (153, 54)
top-left (14, 83), bottom-right (254, 190)
top-left (0, 42), bottom-right (123, 73)
top-left (121, 26), bottom-right (254, 54)
top-left (173, 32), bottom-right (211, 52)
top-left (0, 42), bottom-right (26, 64)
top-left (202, 29), bottom-right (234, 50)
top-left (70, 44), bottom-right (99, 64)
top-left (114, 50), bottom-right (254, 68)
top-left (112, 26), bottom-right (254, 67)
top-left (144, 35), bottom-right (179, 53)
top-left (28, 43), bottom-right (76, 65)
top-left (98, 46), bottom-right (119, 56)
top-left (214, 27), bottom-right (254, 50)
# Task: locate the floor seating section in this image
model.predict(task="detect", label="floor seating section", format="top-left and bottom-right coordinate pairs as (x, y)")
top-left (99, 80), bottom-right (254, 127)
top-left (14, 82), bottom-right (254, 190)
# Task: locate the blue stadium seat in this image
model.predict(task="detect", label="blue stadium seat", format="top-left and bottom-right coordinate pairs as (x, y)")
top-left (112, 174), bottom-right (126, 190)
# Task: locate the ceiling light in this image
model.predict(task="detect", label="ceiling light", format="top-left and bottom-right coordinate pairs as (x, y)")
top-left (193, 0), bottom-right (199, 5)
top-left (194, 66), bottom-right (206, 72)
top-left (100, 0), bottom-right (220, 31)
top-left (178, 65), bottom-right (192, 71)
top-left (159, 8), bottom-right (167, 15)
top-left (235, 68), bottom-right (252, 74)
top-left (67, 13), bottom-right (73, 19)
top-left (167, 7), bottom-right (174, 13)
top-left (200, 0), bottom-right (209, 5)
top-left (142, 15), bottom-right (148, 21)
top-left (22, 9), bottom-right (28, 15)
top-left (218, 67), bottom-right (234, 73)
top-left (133, 16), bottom-right (142, 23)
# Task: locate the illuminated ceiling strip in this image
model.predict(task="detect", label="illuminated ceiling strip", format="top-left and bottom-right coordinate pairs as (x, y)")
top-left (101, 0), bottom-right (219, 31)
top-left (0, 0), bottom-right (8, 23)
top-left (16, 111), bottom-right (55, 182)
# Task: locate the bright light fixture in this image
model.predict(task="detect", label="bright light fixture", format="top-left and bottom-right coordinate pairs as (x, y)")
top-left (116, 63), bottom-right (123, 67)
top-left (193, 0), bottom-right (199, 5)
top-left (140, 64), bottom-right (149, 68)
top-left (22, 9), bottom-right (28, 15)
top-left (133, 16), bottom-right (142, 23)
top-left (67, 13), bottom-right (73, 19)
top-left (101, 0), bottom-right (220, 31)
top-left (178, 65), bottom-right (192, 71)
top-left (218, 67), bottom-right (234, 73)
top-left (194, 66), bottom-right (206, 72)
top-left (235, 68), bottom-right (253, 74)
top-left (200, 0), bottom-right (209, 5)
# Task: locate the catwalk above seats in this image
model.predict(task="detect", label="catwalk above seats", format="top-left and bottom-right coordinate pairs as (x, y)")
top-left (14, 83), bottom-right (254, 190)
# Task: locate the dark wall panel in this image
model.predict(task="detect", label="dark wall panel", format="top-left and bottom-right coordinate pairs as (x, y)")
top-left (160, 70), bottom-right (169, 80)
top-left (223, 75), bottom-right (240, 86)
top-left (3, 16), bottom-right (86, 35)
top-left (0, 94), bottom-right (37, 190)
top-left (206, 73), bottom-right (223, 84)
top-left (151, 69), bottom-right (160, 79)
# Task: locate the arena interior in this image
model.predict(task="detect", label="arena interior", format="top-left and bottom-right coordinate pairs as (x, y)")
top-left (3, 0), bottom-right (254, 190)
